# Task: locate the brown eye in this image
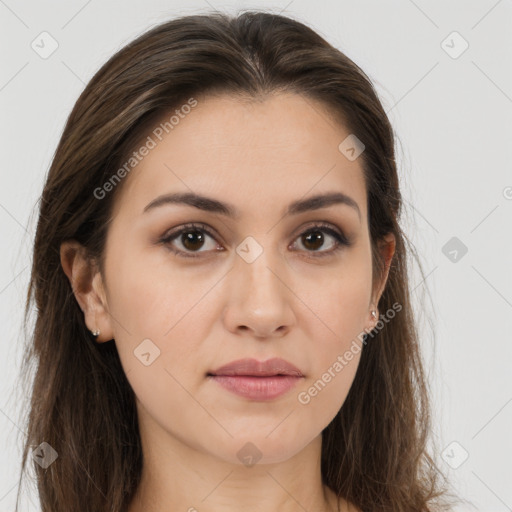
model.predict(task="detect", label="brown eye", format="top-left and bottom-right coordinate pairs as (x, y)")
top-left (291, 223), bottom-right (351, 257)
top-left (180, 230), bottom-right (207, 251)
top-left (300, 230), bottom-right (328, 251)
top-left (160, 223), bottom-right (221, 258)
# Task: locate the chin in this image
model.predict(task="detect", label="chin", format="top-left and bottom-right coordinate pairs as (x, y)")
top-left (205, 430), bottom-right (318, 467)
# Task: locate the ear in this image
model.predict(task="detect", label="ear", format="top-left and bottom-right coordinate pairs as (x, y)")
top-left (59, 240), bottom-right (114, 343)
top-left (368, 232), bottom-right (396, 327)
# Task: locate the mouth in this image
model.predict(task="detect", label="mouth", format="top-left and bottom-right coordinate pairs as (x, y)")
top-left (208, 357), bottom-right (304, 377)
top-left (207, 374), bottom-right (303, 400)
top-left (207, 357), bottom-right (304, 400)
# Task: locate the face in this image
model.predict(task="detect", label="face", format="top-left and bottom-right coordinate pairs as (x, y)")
top-left (76, 92), bottom-right (393, 465)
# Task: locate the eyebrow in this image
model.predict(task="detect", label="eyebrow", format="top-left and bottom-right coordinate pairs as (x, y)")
top-left (143, 191), bottom-right (361, 221)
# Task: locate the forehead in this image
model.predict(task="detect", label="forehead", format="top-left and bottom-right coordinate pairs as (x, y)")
top-left (110, 92), bottom-right (367, 222)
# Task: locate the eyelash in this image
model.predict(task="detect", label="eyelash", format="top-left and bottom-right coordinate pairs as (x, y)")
top-left (158, 221), bottom-right (352, 259)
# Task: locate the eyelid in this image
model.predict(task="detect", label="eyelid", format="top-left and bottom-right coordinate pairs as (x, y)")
top-left (290, 221), bottom-right (350, 244)
top-left (159, 222), bottom-right (222, 257)
top-left (289, 221), bottom-right (352, 257)
top-left (158, 220), bottom-right (352, 258)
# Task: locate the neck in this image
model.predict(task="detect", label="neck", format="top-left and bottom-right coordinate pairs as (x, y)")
top-left (127, 413), bottom-right (343, 512)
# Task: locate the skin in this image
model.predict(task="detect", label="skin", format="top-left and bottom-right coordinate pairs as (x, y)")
top-left (61, 92), bottom-right (395, 512)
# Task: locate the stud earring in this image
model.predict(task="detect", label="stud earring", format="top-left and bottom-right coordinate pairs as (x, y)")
top-left (371, 310), bottom-right (377, 319)
top-left (91, 328), bottom-right (100, 337)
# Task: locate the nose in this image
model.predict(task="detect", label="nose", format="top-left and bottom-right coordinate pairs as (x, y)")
top-left (222, 243), bottom-right (296, 339)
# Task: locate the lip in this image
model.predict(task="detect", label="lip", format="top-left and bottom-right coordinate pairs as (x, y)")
top-left (207, 358), bottom-right (304, 401)
top-left (208, 357), bottom-right (304, 377)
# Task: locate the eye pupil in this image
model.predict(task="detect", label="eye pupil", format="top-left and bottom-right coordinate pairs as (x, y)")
top-left (302, 230), bottom-right (324, 251)
top-left (182, 230), bottom-right (205, 251)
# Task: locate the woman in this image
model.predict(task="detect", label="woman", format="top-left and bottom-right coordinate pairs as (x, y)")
top-left (17, 10), bottom-right (454, 512)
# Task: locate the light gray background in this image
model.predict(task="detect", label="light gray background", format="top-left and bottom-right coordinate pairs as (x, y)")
top-left (1, 0), bottom-right (511, 510)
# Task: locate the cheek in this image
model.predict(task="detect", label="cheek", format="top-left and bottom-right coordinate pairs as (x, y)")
top-left (295, 257), bottom-right (373, 347)
top-left (103, 239), bottom-right (236, 396)
top-left (105, 241), bottom-right (216, 339)
top-left (106, 255), bottom-right (217, 443)
top-left (108, 288), bottom-right (214, 390)
top-left (292, 257), bottom-right (371, 407)
top-left (292, 349), bottom-right (361, 455)
top-left (298, 281), bottom-right (366, 400)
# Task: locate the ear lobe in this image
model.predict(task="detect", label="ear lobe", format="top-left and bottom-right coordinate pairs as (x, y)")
top-left (60, 240), bottom-right (114, 342)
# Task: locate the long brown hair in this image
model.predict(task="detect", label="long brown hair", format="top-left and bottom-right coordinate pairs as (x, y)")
top-left (16, 10), bottom-right (456, 512)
